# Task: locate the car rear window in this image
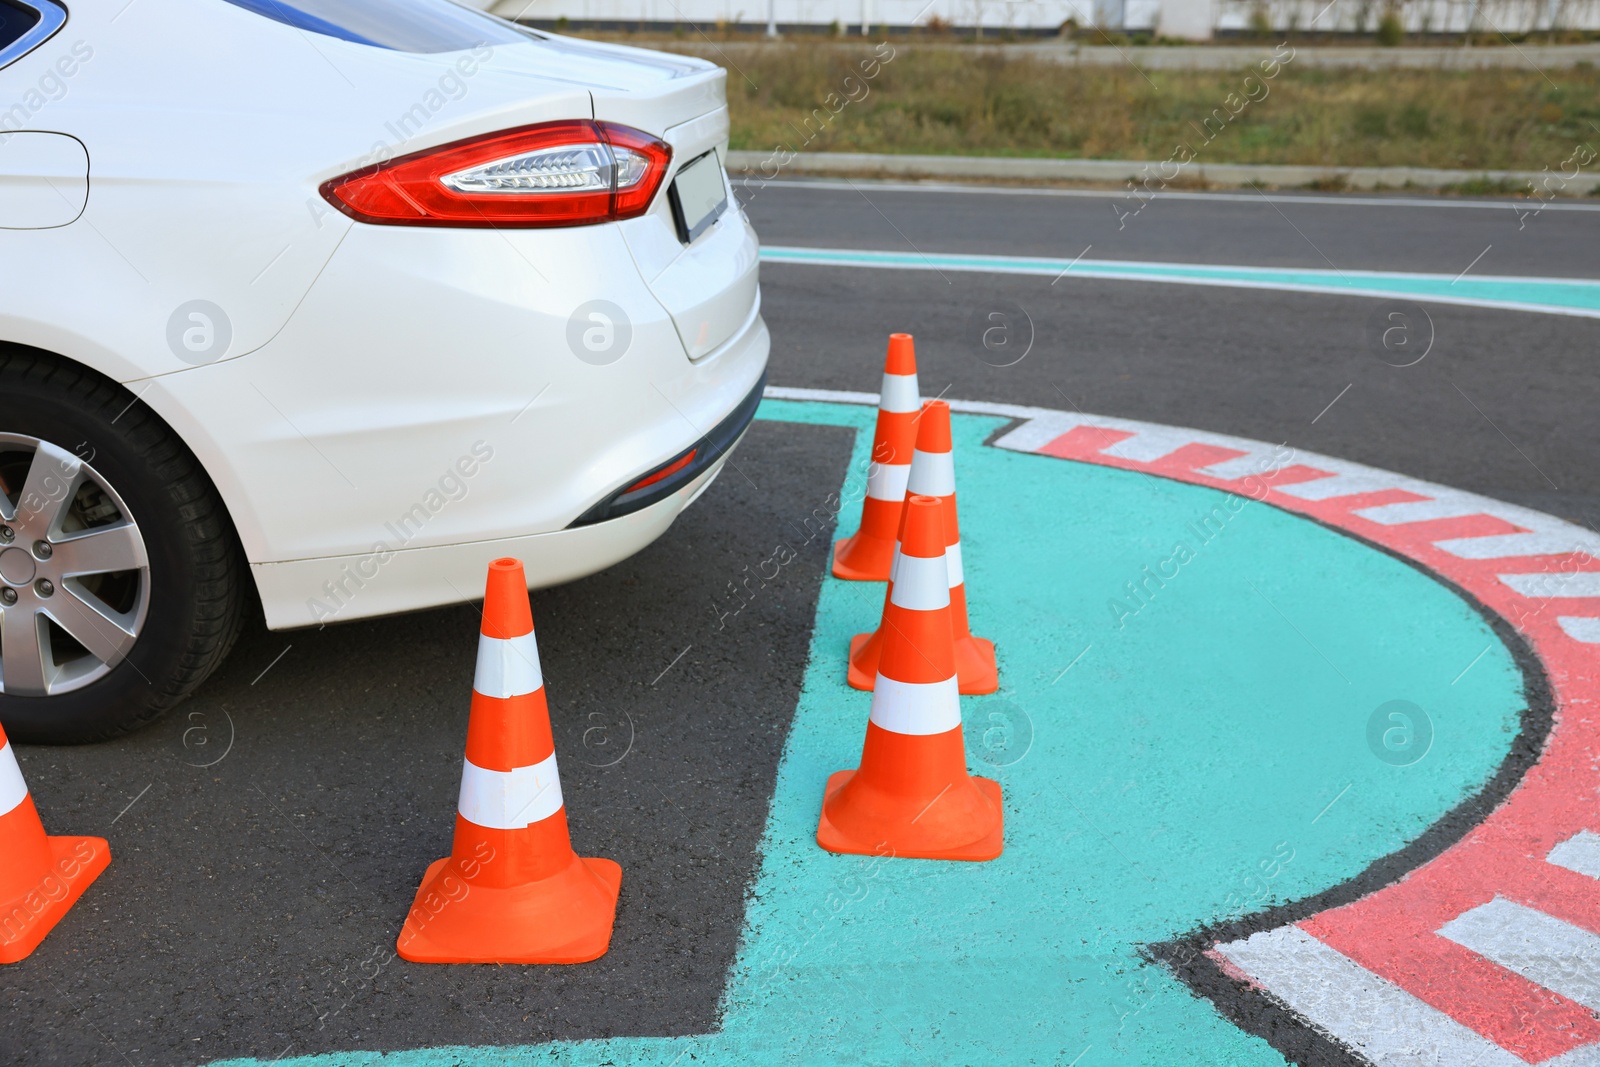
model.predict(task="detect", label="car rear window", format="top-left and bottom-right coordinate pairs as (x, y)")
top-left (218, 0), bottom-right (535, 52)
top-left (0, 0), bottom-right (63, 70)
top-left (0, 2), bottom-right (40, 50)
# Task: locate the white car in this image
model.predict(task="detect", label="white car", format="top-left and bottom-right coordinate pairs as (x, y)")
top-left (0, 0), bottom-right (767, 742)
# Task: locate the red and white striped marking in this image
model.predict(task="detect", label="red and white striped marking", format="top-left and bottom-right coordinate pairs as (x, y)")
top-left (768, 386), bottom-right (1600, 1066)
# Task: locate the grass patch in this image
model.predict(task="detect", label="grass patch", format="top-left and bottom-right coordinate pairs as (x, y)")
top-left (613, 39), bottom-right (1600, 171)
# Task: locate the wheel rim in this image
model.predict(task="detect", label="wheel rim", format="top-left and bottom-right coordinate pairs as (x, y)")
top-left (0, 433), bottom-right (151, 696)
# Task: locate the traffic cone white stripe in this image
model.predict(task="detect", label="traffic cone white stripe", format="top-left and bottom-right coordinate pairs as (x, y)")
top-left (888, 540), bottom-right (963, 588)
top-left (890, 554), bottom-right (952, 611)
top-left (866, 461), bottom-right (912, 502)
top-left (906, 449), bottom-right (956, 496)
top-left (879, 371), bottom-right (920, 414)
top-left (474, 632), bottom-right (543, 699)
top-left (0, 742), bottom-right (26, 816)
top-left (457, 753), bottom-right (564, 830)
top-left (869, 675), bottom-right (962, 735)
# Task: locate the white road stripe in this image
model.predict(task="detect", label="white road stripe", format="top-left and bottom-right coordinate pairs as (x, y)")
top-left (1099, 427), bottom-right (1196, 463)
top-left (1548, 1043), bottom-right (1600, 1066)
top-left (474, 631), bottom-right (542, 700)
top-left (1499, 572), bottom-right (1600, 598)
top-left (1354, 498), bottom-right (1490, 526)
top-left (0, 741), bottom-right (28, 817)
top-left (890, 555), bottom-right (950, 611)
top-left (1558, 617), bottom-right (1600, 643)
top-left (866, 461), bottom-right (911, 502)
top-left (737, 177), bottom-right (1600, 213)
top-left (1548, 831), bottom-right (1600, 880)
top-left (1275, 472), bottom-right (1400, 502)
top-left (766, 386), bottom-right (1600, 579)
top-left (457, 753), bottom-right (563, 829)
top-left (1216, 925), bottom-right (1527, 1067)
top-left (879, 372), bottom-right (920, 414)
top-left (1436, 532), bottom-right (1594, 561)
top-left (907, 449), bottom-right (955, 497)
top-left (989, 412), bottom-right (1086, 453)
top-left (1438, 897), bottom-right (1600, 1012)
top-left (1196, 448), bottom-right (1294, 482)
top-left (869, 675), bottom-right (962, 736)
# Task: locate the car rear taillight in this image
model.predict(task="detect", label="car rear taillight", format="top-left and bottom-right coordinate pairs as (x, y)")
top-left (320, 121), bottom-right (672, 228)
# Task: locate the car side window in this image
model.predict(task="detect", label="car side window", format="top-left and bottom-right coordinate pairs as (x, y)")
top-left (0, 0), bottom-right (65, 71)
top-left (217, 0), bottom-right (535, 53)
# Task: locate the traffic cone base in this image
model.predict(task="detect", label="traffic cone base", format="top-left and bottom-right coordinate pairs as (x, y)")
top-left (847, 631), bottom-right (999, 695)
top-left (816, 769), bottom-right (1003, 862)
top-left (0, 834), bottom-right (110, 964)
top-left (831, 533), bottom-right (897, 582)
top-left (953, 636), bottom-right (999, 695)
top-left (397, 853), bottom-right (621, 965)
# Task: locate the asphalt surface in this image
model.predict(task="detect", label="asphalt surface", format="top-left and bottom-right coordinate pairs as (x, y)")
top-left (745, 181), bottom-right (1600, 533)
top-left (4, 181), bottom-right (1598, 1066)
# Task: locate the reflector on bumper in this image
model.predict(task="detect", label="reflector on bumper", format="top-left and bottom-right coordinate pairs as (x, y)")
top-left (568, 370), bottom-right (766, 527)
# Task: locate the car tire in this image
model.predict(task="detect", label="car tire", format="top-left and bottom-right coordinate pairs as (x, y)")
top-left (0, 348), bottom-right (246, 744)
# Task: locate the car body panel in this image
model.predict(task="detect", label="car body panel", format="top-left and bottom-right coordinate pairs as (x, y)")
top-left (0, 0), bottom-right (767, 629)
top-left (0, 131), bottom-right (86, 228)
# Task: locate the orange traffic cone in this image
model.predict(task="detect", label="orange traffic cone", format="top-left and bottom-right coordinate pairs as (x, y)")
top-left (832, 333), bottom-right (920, 582)
top-left (0, 724), bottom-right (110, 964)
top-left (396, 558), bottom-right (621, 964)
top-left (848, 400), bottom-right (998, 694)
top-left (818, 496), bottom-right (1003, 862)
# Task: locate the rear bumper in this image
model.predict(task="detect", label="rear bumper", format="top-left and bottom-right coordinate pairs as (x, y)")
top-left (570, 368), bottom-right (765, 526)
top-left (252, 451), bottom-right (734, 630)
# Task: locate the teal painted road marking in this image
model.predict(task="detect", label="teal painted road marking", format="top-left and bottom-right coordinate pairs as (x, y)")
top-left (761, 245), bottom-right (1600, 320)
top-left (213, 402), bottom-right (1523, 1067)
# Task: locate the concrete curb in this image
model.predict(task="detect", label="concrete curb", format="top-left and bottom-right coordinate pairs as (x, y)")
top-left (723, 150), bottom-right (1600, 194)
top-left (657, 40), bottom-right (1600, 70)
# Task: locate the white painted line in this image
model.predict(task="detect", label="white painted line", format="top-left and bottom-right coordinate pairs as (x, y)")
top-left (1547, 1042), bottom-right (1600, 1066)
top-left (1353, 498), bottom-right (1486, 526)
top-left (1438, 897), bottom-right (1600, 1012)
top-left (1215, 925), bottom-right (1527, 1066)
top-left (1548, 831), bottom-right (1600, 881)
top-left (1274, 472), bottom-right (1400, 503)
top-left (1436, 532), bottom-right (1595, 561)
top-left (764, 386), bottom-right (881, 407)
top-left (869, 675), bottom-right (961, 736)
top-left (736, 177), bottom-right (1600, 214)
top-left (1558, 617), bottom-right (1600, 644)
top-left (1195, 448), bottom-right (1292, 481)
top-left (1099, 426), bottom-right (1198, 464)
top-left (1499, 572), bottom-right (1600, 598)
top-left (990, 412), bottom-right (1087, 453)
top-left (762, 387), bottom-right (1600, 577)
top-left (762, 247), bottom-right (1600, 322)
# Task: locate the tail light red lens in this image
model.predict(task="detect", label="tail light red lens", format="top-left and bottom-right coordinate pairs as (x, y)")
top-left (320, 120), bottom-right (672, 228)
